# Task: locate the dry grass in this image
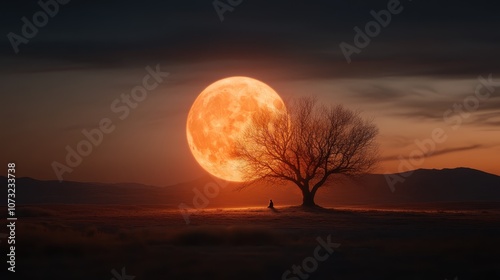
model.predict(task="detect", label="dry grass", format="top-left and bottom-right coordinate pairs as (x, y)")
top-left (2, 204), bottom-right (499, 280)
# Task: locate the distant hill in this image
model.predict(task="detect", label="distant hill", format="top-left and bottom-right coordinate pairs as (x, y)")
top-left (2, 167), bottom-right (500, 208)
top-left (321, 167), bottom-right (500, 206)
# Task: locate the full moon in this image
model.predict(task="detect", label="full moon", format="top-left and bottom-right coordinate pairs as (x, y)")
top-left (186, 77), bottom-right (286, 182)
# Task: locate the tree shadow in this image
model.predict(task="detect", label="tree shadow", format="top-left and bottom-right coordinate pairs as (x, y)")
top-left (280, 205), bottom-right (372, 217)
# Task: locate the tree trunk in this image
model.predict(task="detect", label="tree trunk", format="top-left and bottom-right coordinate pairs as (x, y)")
top-left (301, 189), bottom-right (317, 207)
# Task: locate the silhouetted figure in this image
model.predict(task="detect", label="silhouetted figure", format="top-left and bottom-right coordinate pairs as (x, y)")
top-left (267, 199), bottom-right (274, 208)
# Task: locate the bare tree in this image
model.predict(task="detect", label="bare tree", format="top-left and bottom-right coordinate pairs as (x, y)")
top-left (233, 97), bottom-right (379, 207)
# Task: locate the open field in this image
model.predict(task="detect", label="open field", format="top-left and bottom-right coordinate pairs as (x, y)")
top-left (3, 204), bottom-right (500, 280)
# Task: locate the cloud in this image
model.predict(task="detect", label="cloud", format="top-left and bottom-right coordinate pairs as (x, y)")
top-left (380, 144), bottom-right (487, 162)
top-left (1, 0), bottom-right (500, 80)
top-left (347, 76), bottom-right (500, 129)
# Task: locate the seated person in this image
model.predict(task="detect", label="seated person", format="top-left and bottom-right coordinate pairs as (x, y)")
top-left (267, 199), bottom-right (274, 208)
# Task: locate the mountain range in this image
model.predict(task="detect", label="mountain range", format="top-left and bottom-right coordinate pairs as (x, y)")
top-left (3, 167), bottom-right (500, 208)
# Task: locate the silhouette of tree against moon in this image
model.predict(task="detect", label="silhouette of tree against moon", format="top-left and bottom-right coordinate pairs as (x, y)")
top-left (233, 97), bottom-right (379, 207)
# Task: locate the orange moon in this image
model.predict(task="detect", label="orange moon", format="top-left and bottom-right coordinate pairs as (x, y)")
top-left (186, 77), bottom-right (286, 182)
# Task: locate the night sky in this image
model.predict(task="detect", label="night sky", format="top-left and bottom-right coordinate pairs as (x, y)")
top-left (2, 0), bottom-right (500, 185)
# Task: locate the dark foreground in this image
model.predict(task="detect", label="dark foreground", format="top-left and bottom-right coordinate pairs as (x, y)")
top-left (2, 203), bottom-right (500, 280)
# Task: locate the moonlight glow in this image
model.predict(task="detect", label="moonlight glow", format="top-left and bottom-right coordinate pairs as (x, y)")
top-left (186, 77), bottom-right (286, 182)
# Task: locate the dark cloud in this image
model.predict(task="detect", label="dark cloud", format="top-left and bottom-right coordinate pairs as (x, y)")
top-left (380, 144), bottom-right (488, 161)
top-left (392, 95), bottom-right (500, 127)
top-left (349, 77), bottom-right (500, 129)
top-left (1, 0), bottom-right (500, 79)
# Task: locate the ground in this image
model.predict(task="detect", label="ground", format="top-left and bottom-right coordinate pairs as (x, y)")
top-left (4, 203), bottom-right (500, 280)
